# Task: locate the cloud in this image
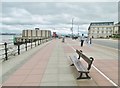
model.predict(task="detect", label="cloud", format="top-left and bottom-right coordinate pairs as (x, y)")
top-left (1, 0), bottom-right (120, 2)
top-left (2, 8), bottom-right (52, 25)
top-left (1, 2), bottom-right (118, 34)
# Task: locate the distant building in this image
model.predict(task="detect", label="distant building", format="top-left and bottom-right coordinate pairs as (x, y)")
top-left (113, 22), bottom-right (120, 35)
top-left (53, 32), bottom-right (57, 38)
top-left (22, 28), bottom-right (51, 38)
top-left (35, 28), bottom-right (39, 30)
top-left (14, 28), bottom-right (51, 45)
top-left (88, 22), bottom-right (114, 38)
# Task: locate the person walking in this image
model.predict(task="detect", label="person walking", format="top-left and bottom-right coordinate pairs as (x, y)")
top-left (81, 34), bottom-right (85, 47)
top-left (86, 37), bottom-right (92, 44)
top-left (89, 37), bottom-right (92, 44)
top-left (86, 37), bottom-right (89, 44)
top-left (62, 36), bottom-right (65, 42)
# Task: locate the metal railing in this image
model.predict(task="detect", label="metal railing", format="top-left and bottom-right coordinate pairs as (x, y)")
top-left (0, 37), bottom-right (52, 61)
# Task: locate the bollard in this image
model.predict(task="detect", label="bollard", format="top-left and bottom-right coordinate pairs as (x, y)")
top-left (4, 42), bottom-right (8, 60)
top-left (18, 43), bottom-right (20, 55)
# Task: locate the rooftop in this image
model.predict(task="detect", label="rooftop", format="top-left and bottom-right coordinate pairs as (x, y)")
top-left (90, 22), bottom-right (114, 26)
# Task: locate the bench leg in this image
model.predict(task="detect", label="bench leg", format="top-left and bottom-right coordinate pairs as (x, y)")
top-left (77, 73), bottom-right (91, 80)
top-left (85, 73), bottom-right (91, 79)
top-left (77, 73), bottom-right (82, 80)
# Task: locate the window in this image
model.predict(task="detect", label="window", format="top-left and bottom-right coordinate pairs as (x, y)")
top-left (106, 31), bottom-right (108, 33)
top-left (102, 30), bottom-right (104, 33)
top-left (110, 30), bottom-right (112, 33)
top-left (97, 31), bottom-right (99, 33)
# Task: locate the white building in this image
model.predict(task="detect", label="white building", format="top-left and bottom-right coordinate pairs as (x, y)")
top-left (113, 22), bottom-right (120, 35)
top-left (88, 22), bottom-right (114, 38)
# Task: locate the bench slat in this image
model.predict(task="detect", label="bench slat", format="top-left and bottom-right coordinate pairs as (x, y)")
top-left (76, 50), bottom-right (91, 65)
top-left (81, 54), bottom-right (91, 65)
top-left (70, 56), bottom-right (88, 72)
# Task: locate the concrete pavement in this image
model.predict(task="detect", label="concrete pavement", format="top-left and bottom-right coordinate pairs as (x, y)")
top-left (1, 38), bottom-right (118, 87)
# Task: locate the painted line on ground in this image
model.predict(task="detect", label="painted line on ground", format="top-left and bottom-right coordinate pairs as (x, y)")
top-left (66, 42), bottom-right (118, 87)
top-left (92, 65), bottom-right (118, 86)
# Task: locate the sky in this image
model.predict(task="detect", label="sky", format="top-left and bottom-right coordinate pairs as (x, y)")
top-left (1, 1), bottom-right (119, 35)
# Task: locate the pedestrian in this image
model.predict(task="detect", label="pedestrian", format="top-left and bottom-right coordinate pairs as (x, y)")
top-left (80, 34), bottom-right (85, 47)
top-left (86, 37), bottom-right (92, 45)
top-left (62, 36), bottom-right (65, 42)
top-left (86, 37), bottom-right (89, 44)
top-left (89, 38), bottom-right (92, 44)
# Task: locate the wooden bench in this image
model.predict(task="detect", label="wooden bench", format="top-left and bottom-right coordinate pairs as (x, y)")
top-left (69, 49), bottom-right (94, 79)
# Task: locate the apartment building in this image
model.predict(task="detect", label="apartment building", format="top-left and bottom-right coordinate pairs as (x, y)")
top-left (88, 22), bottom-right (114, 38)
top-left (113, 22), bottom-right (120, 35)
top-left (22, 28), bottom-right (51, 38)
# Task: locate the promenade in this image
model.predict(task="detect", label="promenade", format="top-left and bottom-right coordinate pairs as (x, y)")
top-left (1, 38), bottom-right (118, 87)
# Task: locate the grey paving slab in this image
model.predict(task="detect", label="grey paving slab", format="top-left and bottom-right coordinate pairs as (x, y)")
top-left (58, 81), bottom-right (77, 86)
top-left (41, 74), bottom-right (58, 82)
top-left (40, 82), bottom-right (58, 86)
top-left (58, 74), bottom-right (75, 82)
top-left (77, 80), bottom-right (97, 86)
top-left (44, 68), bottom-right (58, 74)
top-left (40, 39), bottom-right (79, 86)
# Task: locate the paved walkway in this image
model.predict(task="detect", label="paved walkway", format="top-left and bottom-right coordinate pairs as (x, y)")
top-left (1, 38), bottom-right (118, 87)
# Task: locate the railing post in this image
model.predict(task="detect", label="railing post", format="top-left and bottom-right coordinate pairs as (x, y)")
top-left (41, 39), bottom-right (42, 43)
top-left (46, 38), bottom-right (47, 42)
top-left (25, 39), bottom-right (27, 51)
top-left (35, 40), bottom-right (36, 47)
top-left (18, 43), bottom-right (20, 55)
top-left (42, 38), bottom-right (44, 43)
top-left (4, 42), bottom-right (8, 60)
top-left (38, 39), bottom-right (39, 45)
top-left (40, 39), bottom-right (41, 44)
top-left (31, 39), bottom-right (32, 49)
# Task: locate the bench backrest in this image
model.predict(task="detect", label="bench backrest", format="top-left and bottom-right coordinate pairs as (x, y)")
top-left (76, 49), bottom-right (94, 70)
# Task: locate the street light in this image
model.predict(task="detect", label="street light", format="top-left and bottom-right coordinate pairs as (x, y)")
top-left (78, 25), bottom-right (79, 37)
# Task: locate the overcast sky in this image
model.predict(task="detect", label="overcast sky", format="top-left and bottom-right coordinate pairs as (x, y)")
top-left (1, 2), bottom-right (119, 35)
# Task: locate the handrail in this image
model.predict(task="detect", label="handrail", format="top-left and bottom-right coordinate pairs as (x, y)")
top-left (0, 37), bottom-right (52, 61)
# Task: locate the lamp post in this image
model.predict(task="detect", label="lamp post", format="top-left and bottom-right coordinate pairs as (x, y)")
top-left (78, 25), bottom-right (79, 37)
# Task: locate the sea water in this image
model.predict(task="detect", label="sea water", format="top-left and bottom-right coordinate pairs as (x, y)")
top-left (0, 35), bottom-right (21, 59)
